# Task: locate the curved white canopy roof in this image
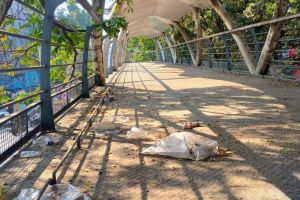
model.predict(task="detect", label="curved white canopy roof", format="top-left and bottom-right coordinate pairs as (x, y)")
top-left (120, 0), bottom-right (211, 38)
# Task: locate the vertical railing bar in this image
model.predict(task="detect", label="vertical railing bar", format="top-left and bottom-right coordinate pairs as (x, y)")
top-left (250, 28), bottom-right (260, 62)
top-left (82, 27), bottom-right (92, 98)
top-left (222, 35), bottom-right (232, 71)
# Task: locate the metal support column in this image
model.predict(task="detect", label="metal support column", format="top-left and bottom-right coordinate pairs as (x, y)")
top-left (40, 0), bottom-right (66, 130)
top-left (222, 35), bottom-right (232, 71)
top-left (155, 39), bottom-right (166, 62)
top-left (163, 33), bottom-right (176, 64)
top-left (109, 41), bottom-right (115, 74)
top-left (82, 26), bottom-right (92, 98)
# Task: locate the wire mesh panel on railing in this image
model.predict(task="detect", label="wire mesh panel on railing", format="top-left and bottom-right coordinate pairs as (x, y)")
top-left (67, 82), bottom-right (82, 103)
top-left (88, 75), bottom-right (96, 89)
top-left (0, 103), bottom-right (41, 156)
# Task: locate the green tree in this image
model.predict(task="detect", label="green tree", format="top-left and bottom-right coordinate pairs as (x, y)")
top-left (0, 86), bottom-right (9, 105)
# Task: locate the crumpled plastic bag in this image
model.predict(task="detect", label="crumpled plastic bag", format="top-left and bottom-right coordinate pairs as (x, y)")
top-left (32, 136), bottom-right (54, 147)
top-left (14, 184), bottom-right (91, 200)
top-left (13, 188), bottom-right (39, 200)
top-left (20, 151), bottom-right (41, 158)
top-left (41, 184), bottom-right (90, 200)
top-left (141, 132), bottom-right (217, 161)
top-left (127, 127), bottom-right (148, 139)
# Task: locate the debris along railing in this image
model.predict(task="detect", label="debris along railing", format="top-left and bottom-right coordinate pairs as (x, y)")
top-left (0, 0), bottom-right (96, 163)
top-left (134, 13), bottom-right (300, 81)
top-left (36, 64), bottom-right (124, 200)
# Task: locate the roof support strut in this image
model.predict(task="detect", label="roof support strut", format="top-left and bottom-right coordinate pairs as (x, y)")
top-left (163, 33), bottom-right (177, 64)
top-left (155, 39), bottom-right (166, 62)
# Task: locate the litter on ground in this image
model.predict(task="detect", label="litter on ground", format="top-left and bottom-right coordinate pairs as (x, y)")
top-left (141, 132), bottom-right (218, 161)
top-left (32, 136), bottom-right (54, 147)
top-left (182, 121), bottom-right (203, 130)
top-left (127, 127), bottom-right (148, 139)
top-left (14, 184), bottom-right (91, 200)
top-left (20, 151), bottom-right (41, 158)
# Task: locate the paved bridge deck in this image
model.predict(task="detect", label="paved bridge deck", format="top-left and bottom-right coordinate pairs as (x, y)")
top-left (1, 62), bottom-right (300, 200)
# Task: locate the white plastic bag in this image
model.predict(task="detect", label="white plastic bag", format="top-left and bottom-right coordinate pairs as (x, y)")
top-left (32, 136), bottom-right (54, 147)
top-left (127, 127), bottom-right (148, 139)
top-left (20, 151), bottom-right (41, 158)
top-left (141, 132), bottom-right (217, 161)
top-left (41, 184), bottom-right (82, 200)
top-left (13, 188), bottom-right (39, 200)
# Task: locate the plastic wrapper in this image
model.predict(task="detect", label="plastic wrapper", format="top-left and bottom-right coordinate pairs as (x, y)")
top-left (32, 136), bottom-right (54, 146)
top-left (41, 184), bottom-right (90, 200)
top-left (127, 127), bottom-right (148, 139)
top-left (13, 188), bottom-right (39, 200)
top-left (20, 151), bottom-right (41, 158)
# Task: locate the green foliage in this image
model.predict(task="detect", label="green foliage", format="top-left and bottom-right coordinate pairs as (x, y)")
top-left (14, 88), bottom-right (40, 106)
top-left (127, 37), bottom-right (156, 62)
top-left (0, 86), bottom-right (9, 105)
top-left (96, 16), bottom-right (128, 38)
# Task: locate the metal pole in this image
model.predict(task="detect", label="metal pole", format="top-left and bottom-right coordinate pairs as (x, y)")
top-left (40, 0), bottom-right (66, 130)
top-left (207, 39), bottom-right (213, 68)
top-left (110, 41), bottom-right (115, 74)
top-left (222, 35), bottom-right (232, 71)
top-left (250, 28), bottom-right (260, 62)
top-left (82, 27), bottom-right (92, 98)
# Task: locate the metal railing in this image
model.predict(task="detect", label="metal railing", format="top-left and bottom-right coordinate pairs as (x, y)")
top-left (129, 13), bottom-right (300, 81)
top-left (0, 0), bottom-right (97, 162)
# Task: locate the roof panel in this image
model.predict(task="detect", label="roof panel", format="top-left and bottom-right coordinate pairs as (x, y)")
top-left (121, 0), bottom-right (211, 38)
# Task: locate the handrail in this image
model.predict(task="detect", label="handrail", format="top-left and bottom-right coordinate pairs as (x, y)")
top-left (0, 66), bottom-right (44, 73)
top-left (0, 90), bottom-right (44, 110)
top-left (0, 30), bottom-right (44, 43)
top-left (14, 0), bottom-right (45, 15)
top-left (50, 61), bottom-right (93, 68)
top-left (158, 13), bottom-right (300, 50)
top-left (51, 81), bottom-right (82, 97)
top-left (51, 77), bottom-right (82, 90)
top-left (0, 101), bottom-right (41, 125)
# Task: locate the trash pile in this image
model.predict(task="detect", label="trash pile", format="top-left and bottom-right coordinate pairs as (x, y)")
top-left (141, 132), bottom-right (218, 161)
top-left (20, 135), bottom-right (56, 158)
top-left (14, 184), bottom-right (91, 200)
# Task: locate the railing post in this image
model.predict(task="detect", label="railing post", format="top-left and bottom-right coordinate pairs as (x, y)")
top-left (222, 35), bottom-right (232, 71)
top-left (82, 26), bottom-right (92, 98)
top-left (207, 39), bottom-right (213, 68)
top-left (40, 0), bottom-right (66, 131)
top-left (250, 28), bottom-right (260, 62)
top-left (109, 41), bottom-right (115, 74)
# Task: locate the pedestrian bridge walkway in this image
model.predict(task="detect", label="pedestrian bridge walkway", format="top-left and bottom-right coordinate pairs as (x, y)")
top-left (1, 62), bottom-right (299, 200)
